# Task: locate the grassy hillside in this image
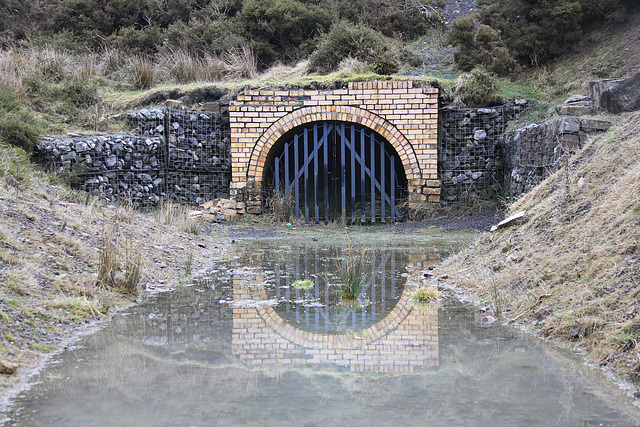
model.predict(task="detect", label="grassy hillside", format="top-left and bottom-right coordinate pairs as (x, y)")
top-left (440, 112), bottom-right (640, 384)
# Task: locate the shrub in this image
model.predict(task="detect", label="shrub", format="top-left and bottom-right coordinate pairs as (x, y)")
top-left (0, 85), bottom-right (41, 152)
top-left (239, 0), bottom-right (334, 67)
top-left (110, 25), bottom-right (164, 56)
top-left (163, 18), bottom-right (244, 57)
top-left (449, 17), bottom-right (517, 76)
top-left (450, 0), bottom-right (630, 70)
top-left (453, 66), bottom-right (499, 107)
top-left (308, 21), bottom-right (402, 75)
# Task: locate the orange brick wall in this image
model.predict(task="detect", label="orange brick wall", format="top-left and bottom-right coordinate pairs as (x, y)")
top-left (229, 80), bottom-right (440, 214)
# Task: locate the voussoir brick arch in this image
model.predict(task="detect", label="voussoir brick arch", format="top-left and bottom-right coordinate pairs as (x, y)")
top-left (252, 281), bottom-right (417, 349)
top-left (246, 105), bottom-right (422, 184)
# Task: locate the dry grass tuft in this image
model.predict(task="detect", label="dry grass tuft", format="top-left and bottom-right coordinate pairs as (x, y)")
top-left (97, 224), bottom-right (143, 293)
top-left (155, 201), bottom-right (200, 234)
top-left (412, 286), bottom-right (442, 303)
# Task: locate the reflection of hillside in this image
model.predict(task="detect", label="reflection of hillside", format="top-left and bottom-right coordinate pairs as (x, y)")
top-left (121, 284), bottom-right (234, 362)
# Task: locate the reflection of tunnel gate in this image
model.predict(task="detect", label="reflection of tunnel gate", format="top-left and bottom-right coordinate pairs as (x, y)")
top-left (266, 122), bottom-right (406, 223)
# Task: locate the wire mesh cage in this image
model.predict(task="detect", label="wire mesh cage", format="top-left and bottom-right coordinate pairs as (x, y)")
top-left (438, 106), bottom-right (507, 205)
top-left (37, 106), bottom-right (232, 209)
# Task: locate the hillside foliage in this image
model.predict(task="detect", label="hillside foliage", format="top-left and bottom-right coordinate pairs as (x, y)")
top-left (448, 0), bottom-right (635, 75)
top-left (0, 0), bottom-right (442, 71)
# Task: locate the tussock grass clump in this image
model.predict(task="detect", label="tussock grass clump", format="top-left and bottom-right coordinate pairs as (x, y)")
top-left (155, 201), bottom-right (200, 235)
top-left (0, 142), bottom-right (32, 192)
top-left (412, 286), bottom-right (442, 303)
top-left (97, 224), bottom-right (143, 293)
top-left (266, 191), bottom-right (296, 223)
top-left (335, 246), bottom-right (369, 299)
top-left (440, 112), bottom-right (640, 384)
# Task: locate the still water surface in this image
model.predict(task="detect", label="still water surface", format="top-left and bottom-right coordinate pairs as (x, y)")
top-left (4, 239), bottom-right (638, 426)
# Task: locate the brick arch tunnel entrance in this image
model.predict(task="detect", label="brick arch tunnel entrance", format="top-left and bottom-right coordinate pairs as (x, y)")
top-left (263, 121), bottom-right (407, 223)
top-left (229, 81), bottom-right (441, 218)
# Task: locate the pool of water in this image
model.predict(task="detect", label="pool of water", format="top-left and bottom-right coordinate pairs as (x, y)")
top-left (3, 239), bottom-right (638, 426)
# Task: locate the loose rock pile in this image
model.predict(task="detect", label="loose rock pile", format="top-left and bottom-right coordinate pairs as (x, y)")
top-left (439, 103), bottom-right (526, 205)
top-left (505, 116), bottom-right (613, 200)
top-left (189, 198), bottom-right (247, 222)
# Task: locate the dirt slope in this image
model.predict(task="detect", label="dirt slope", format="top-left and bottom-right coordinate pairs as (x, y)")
top-left (439, 112), bottom-right (640, 389)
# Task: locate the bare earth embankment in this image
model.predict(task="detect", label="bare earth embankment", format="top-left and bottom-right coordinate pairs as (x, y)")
top-left (439, 112), bottom-right (640, 392)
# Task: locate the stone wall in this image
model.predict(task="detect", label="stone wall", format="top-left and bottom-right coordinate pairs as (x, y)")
top-left (37, 107), bottom-right (231, 207)
top-left (438, 103), bottom-right (525, 205)
top-left (505, 115), bottom-right (613, 200)
top-left (38, 135), bottom-right (167, 207)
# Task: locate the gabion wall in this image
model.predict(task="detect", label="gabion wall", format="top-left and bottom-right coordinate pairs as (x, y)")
top-left (37, 107), bottom-right (231, 208)
top-left (504, 116), bottom-right (613, 201)
top-left (38, 135), bottom-right (166, 207)
top-left (438, 104), bottom-right (525, 205)
top-left (127, 108), bottom-right (231, 205)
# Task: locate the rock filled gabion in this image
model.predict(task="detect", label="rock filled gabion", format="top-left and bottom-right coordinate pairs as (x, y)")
top-left (37, 108), bottom-right (232, 208)
top-left (505, 116), bottom-right (613, 200)
top-left (439, 104), bottom-right (525, 205)
top-left (126, 108), bottom-right (231, 205)
top-left (37, 135), bottom-right (166, 207)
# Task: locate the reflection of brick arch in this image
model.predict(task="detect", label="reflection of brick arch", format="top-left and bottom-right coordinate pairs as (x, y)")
top-left (247, 106), bottom-right (422, 185)
top-left (250, 279), bottom-right (415, 349)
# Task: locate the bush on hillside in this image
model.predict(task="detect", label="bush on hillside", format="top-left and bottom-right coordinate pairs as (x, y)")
top-left (330, 0), bottom-right (445, 39)
top-left (453, 66), bottom-right (500, 107)
top-left (110, 26), bottom-right (164, 56)
top-left (162, 17), bottom-right (244, 57)
top-left (448, 17), bottom-right (517, 76)
top-left (0, 86), bottom-right (41, 153)
top-left (450, 0), bottom-right (629, 71)
top-left (308, 21), bottom-right (404, 75)
top-left (239, 0), bottom-right (334, 67)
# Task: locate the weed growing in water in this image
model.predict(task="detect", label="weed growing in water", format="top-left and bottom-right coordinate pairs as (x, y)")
top-left (292, 279), bottom-right (314, 289)
top-left (334, 246), bottom-right (369, 299)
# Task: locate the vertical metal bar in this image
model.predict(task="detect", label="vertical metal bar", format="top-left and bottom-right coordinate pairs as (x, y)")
top-left (324, 123), bottom-right (329, 223)
top-left (313, 124), bottom-right (319, 223)
top-left (390, 156), bottom-right (395, 221)
top-left (304, 128), bottom-right (309, 222)
top-left (380, 140), bottom-right (386, 222)
top-left (370, 132), bottom-right (375, 221)
top-left (163, 109), bottom-right (171, 200)
top-left (294, 135), bottom-right (300, 219)
top-left (275, 156), bottom-right (280, 195)
top-left (350, 124), bottom-right (356, 222)
top-left (360, 128), bottom-right (365, 222)
top-left (284, 142), bottom-right (289, 194)
top-left (340, 123), bottom-right (346, 221)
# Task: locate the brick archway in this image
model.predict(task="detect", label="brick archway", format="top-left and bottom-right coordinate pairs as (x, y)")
top-left (247, 106), bottom-right (422, 187)
top-left (229, 81), bottom-right (440, 214)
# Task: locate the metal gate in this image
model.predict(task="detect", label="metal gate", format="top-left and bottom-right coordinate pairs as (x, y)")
top-left (272, 122), bottom-right (403, 223)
